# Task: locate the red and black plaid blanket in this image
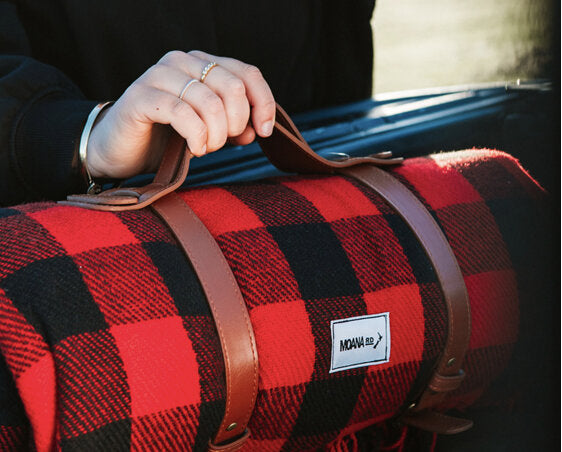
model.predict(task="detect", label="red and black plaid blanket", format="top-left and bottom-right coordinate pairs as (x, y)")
top-left (0, 150), bottom-right (549, 451)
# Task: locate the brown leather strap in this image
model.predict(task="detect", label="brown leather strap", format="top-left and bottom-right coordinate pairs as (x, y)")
top-left (151, 193), bottom-right (259, 451)
top-left (341, 166), bottom-right (471, 430)
top-left (62, 103), bottom-right (402, 212)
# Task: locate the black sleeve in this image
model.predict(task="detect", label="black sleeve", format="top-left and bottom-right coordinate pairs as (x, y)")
top-left (0, 1), bottom-right (97, 206)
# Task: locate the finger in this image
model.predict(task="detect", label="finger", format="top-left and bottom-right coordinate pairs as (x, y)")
top-left (228, 124), bottom-right (256, 146)
top-left (178, 81), bottom-right (228, 152)
top-left (192, 65), bottom-right (251, 138)
top-left (140, 62), bottom-right (195, 98)
top-left (189, 51), bottom-right (276, 138)
top-left (141, 63), bottom-right (228, 153)
top-left (159, 52), bottom-right (251, 138)
top-left (125, 83), bottom-right (208, 156)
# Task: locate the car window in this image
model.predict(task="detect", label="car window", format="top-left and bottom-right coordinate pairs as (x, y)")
top-left (372, 0), bottom-right (555, 93)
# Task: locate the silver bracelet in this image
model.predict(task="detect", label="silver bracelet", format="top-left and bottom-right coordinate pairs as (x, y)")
top-left (79, 101), bottom-right (114, 194)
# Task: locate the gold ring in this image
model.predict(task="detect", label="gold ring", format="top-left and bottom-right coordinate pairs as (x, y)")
top-left (179, 79), bottom-right (198, 101)
top-left (200, 62), bottom-right (218, 83)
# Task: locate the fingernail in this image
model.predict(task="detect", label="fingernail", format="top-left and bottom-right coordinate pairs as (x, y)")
top-left (201, 144), bottom-right (207, 155)
top-left (261, 121), bottom-right (273, 137)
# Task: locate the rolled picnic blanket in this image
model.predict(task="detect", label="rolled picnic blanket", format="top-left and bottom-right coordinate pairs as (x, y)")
top-left (0, 148), bottom-right (550, 451)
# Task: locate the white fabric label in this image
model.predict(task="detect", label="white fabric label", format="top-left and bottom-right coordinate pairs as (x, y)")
top-left (330, 313), bottom-right (390, 373)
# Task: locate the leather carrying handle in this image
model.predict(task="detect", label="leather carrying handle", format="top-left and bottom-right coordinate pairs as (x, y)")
top-left (61, 104), bottom-right (402, 210)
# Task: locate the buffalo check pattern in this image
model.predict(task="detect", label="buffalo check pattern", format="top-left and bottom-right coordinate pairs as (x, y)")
top-left (0, 150), bottom-right (548, 451)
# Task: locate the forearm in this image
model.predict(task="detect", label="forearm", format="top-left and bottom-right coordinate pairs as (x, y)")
top-left (0, 55), bottom-right (98, 206)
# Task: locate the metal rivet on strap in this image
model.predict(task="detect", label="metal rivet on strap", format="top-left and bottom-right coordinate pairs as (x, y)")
top-left (226, 423), bottom-right (238, 432)
top-left (446, 357), bottom-right (456, 367)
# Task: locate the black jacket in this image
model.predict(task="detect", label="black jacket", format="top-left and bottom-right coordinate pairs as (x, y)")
top-left (0, 0), bottom-right (376, 205)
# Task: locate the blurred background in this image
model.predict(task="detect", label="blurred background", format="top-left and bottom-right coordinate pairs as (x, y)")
top-left (372, 0), bottom-right (556, 93)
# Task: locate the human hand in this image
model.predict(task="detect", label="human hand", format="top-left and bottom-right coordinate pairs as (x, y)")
top-left (86, 50), bottom-right (276, 179)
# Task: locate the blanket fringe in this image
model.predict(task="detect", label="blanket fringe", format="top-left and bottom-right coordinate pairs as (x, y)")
top-left (328, 432), bottom-right (358, 452)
